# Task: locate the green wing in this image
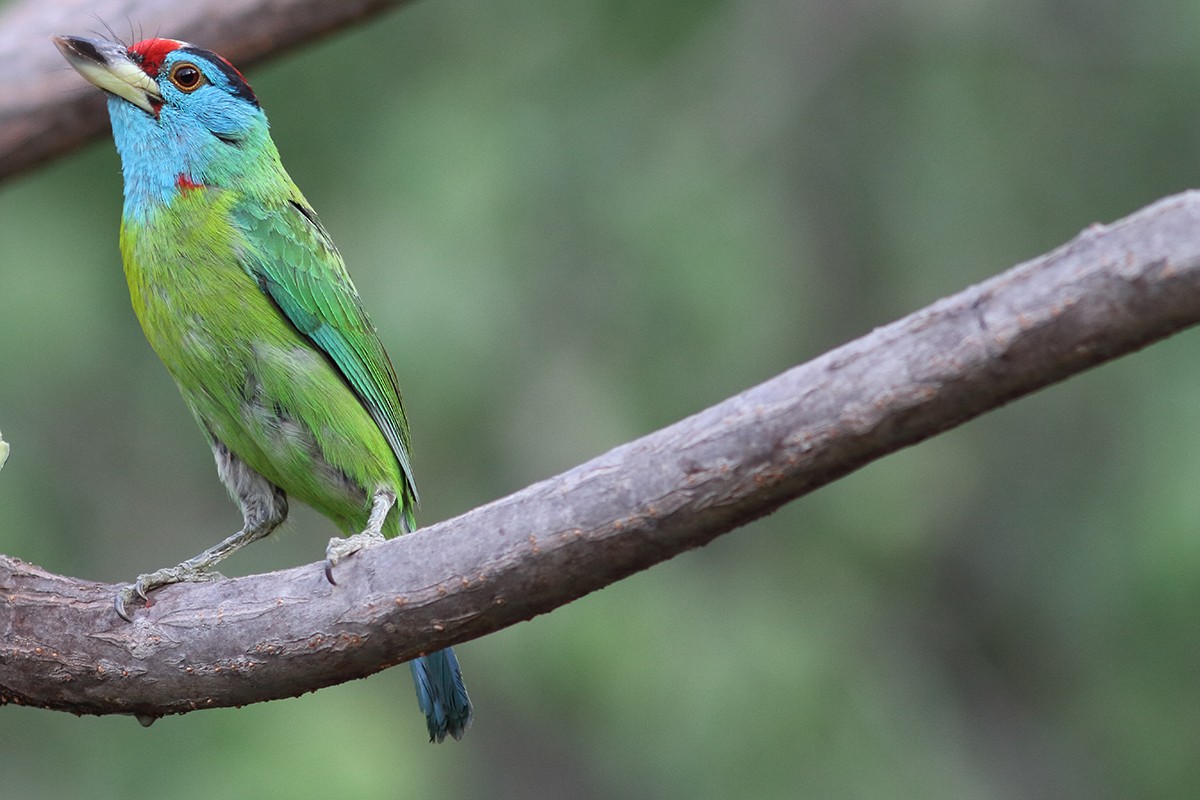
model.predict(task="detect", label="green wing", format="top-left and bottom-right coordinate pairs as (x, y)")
top-left (233, 195), bottom-right (418, 509)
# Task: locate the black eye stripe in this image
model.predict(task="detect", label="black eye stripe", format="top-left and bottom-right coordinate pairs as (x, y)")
top-left (175, 46), bottom-right (259, 107)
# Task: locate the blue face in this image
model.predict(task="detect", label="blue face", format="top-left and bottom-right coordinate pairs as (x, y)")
top-left (109, 43), bottom-right (271, 219)
top-left (154, 48), bottom-right (262, 145)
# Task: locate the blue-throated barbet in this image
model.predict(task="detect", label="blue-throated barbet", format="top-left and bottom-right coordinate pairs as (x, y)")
top-left (53, 34), bottom-right (472, 742)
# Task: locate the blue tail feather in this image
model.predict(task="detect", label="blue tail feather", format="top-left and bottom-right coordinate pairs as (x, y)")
top-left (410, 648), bottom-right (472, 742)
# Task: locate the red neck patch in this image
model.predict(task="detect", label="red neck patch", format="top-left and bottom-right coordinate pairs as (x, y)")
top-left (129, 38), bottom-right (185, 76)
top-left (176, 174), bottom-right (204, 193)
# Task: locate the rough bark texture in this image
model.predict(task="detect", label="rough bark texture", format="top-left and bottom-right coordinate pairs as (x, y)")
top-left (4, 191), bottom-right (1200, 720)
top-left (0, 0), bottom-right (413, 180)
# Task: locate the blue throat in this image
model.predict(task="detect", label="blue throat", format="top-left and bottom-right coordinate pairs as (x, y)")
top-left (107, 94), bottom-right (269, 221)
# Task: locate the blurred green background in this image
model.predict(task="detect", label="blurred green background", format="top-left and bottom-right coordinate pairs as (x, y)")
top-left (5, 0), bottom-right (1200, 797)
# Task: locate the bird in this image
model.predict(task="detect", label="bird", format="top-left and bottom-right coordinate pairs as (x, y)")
top-left (53, 33), bottom-right (472, 742)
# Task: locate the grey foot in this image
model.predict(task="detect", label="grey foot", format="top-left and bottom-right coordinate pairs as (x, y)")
top-left (324, 530), bottom-right (386, 585)
top-left (114, 564), bottom-right (225, 621)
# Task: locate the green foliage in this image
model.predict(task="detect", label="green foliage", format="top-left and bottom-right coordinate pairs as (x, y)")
top-left (4, 0), bottom-right (1200, 797)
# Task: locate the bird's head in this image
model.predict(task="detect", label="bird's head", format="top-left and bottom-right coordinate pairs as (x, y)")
top-left (53, 35), bottom-right (278, 214)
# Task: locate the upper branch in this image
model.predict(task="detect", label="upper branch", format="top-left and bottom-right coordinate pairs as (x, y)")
top-left (4, 191), bottom-right (1200, 719)
top-left (0, 0), bottom-right (412, 180)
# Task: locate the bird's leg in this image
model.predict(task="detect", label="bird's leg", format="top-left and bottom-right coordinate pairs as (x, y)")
top-left (115, 442), bottom-right (288, 620)
top-left (325, 488), bottom-right (396, 584)
top-left (115, 513), bottom-right (283, 620)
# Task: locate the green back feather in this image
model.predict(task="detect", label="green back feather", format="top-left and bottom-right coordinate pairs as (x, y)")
top-left (232, 193), bottom-right (419, 518)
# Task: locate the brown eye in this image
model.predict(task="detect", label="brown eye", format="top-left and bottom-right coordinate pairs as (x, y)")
top-left (169, 63), bottom-right (204, 92)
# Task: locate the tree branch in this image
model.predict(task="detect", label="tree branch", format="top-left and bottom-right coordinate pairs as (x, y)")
top-left (0, 0), bottom-right (413, 181)
top-left (4, 191), bottom-right (1200, 719)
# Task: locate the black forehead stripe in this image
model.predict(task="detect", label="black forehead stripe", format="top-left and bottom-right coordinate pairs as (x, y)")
top-left (177, 46), bottom-right (259, 107)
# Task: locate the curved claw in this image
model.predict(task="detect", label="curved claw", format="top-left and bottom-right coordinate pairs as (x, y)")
top-left (324, 530), bottom-right (385, 587)
top-left (114, 585), bottom-right (139, 622)
top-left (112, 565), bottom-right (225, 621)
top-left (114, 577), bottom-right (154, 622)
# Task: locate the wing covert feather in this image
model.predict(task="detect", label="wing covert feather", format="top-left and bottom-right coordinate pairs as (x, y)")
top-left (232, 197), bottom-right (418, 505)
